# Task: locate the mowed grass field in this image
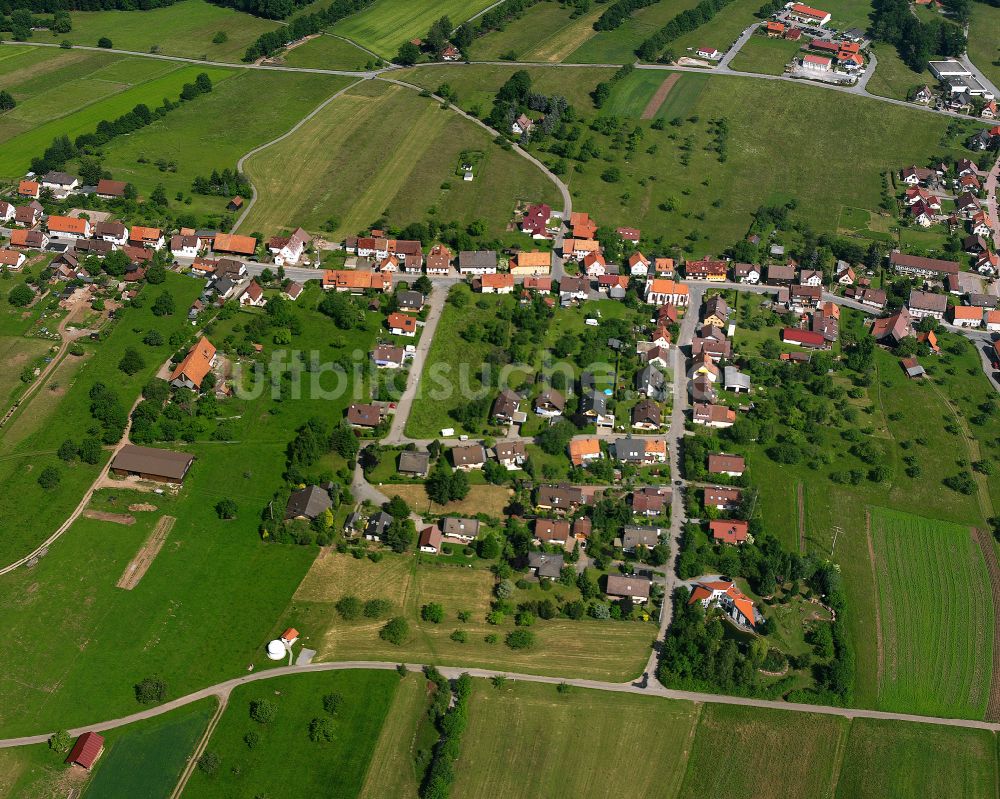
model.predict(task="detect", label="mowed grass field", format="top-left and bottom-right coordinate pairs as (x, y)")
top-left (468, 2), bottom-right (605, 62)
top-left (0, 60), bottom-right (236, 178)
top-left (866, 44), bottom-right (934, 101)
top-left (601, 70), bottom-right (708, 117)
top-left (330, 0), bottom-right (497, 58)
top-left (57, 0), bottom-right (280, 61)
top-left (666, 0), bottom-right (761, 56)
top-left (969, 3), bottom-right (1000, 96)
top-left (280, 33), bottom-right (374, 70)
top-left (454, 681), bottom-right (699, 799)
top-left (870, 507), bottom-right (993, 719)
top-left (356, 674), bottom-right (428, 799)
top-left (730, 33), bottom-right (801, 75)
top-left (81, 700), bottom-right (216, 799)
top-left (184, 670), bottom-right (397, 799)
top-left (286, 552), bottom-right (655, 681)
top-left (835, 718), bottom-right (997, 798)
top-left (677, 704), bottom-right (846, 798)
top-left (568, 0), bottom-right (705, 63)
top-left (240, 81), bottom-right (558, 238)
top-left (86, 70), bottom-right (353, 217)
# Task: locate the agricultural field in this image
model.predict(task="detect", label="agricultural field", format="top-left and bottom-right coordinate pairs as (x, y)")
top-left (81, 700), bottom-right (216, 799)
top-left (835, 718), bottom-right (997, 798)
top-left (729, 33), bottom-right (801, 75)
top-left (866, 44), bottom-right (933, 101)
top-left (0, 336), bottom-right (51, 408)
top-left (602, 70), bottom-right (708, 118)
top-left (356, 675), bottom-right (429, 799)
top-left (239, 80), bottom-right (559, 239)
top-left (57, 0), bottom-right (280, 62)
top-left (869, 507), bottom-right (993, 719)
top-left (280, 33), bottom-right (376, 70)
top-left (567, 0), bottom-right (705, 64)
top-left (330, 0), bottom-right (497, 58)
top-left (0, 61), bottom-right (236, 178)
top-left (468, 2), bottom-right (604, 62)
top-left (666, 0), bottom-right (760, 58)
top-left (676, 704), bottom-right (845, 798)
top-left (77, 70), bottom-right (353, 219)
top-left (184, 670), bottom-right (397, 799)
top-left (284, 552), bottom-right (656, 681)
top-left (399, 67), bottom-right (963, 256)
top-left (968, 2), bottom-right (1000, 97)
top-left (454, 681), bottom-right (699, 799)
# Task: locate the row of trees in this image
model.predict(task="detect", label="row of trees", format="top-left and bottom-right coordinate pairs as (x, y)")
top-left (241, 0), bottom-right (375, 60)
top-left (31, 73), bottom-right (213, 175)
top-left (635, 0), bottom-right (736, 61)
top-left (191, 167), bottom-right (252, 197)
top-left (594, 0), bottom-right (660, 31)
top-left (2, 7), bottom-right (70, 39)
top-left (420, 668), bottom-right (472, 799)
top-left (871, 0), bottom-right (966, 71)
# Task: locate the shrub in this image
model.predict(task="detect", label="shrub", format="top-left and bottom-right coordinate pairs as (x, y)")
top-left (243, 730), bottom-right (259, 749)
top-left (363, 598), bottom-right (392, 618)
top-left (421, 602), bottom-right (445, 623)
top-left (97, 37), bottom-right (113, 48)
top-left (450, 629), bottom-right (468, 643)
top-left (48, 730), bottom-right (72, 753)
top-left (197, 751), bottom-right (220, 774)
top-left (505, 629), bottom-right (536, 650)
top-left (322, 692), bottom-right (344, 715)
top-left (37, 466), bottom-right (61, 491)
top-left (308, 716), bottom-right (336, 742)
top-left (215, 498), bottom-right (238, 519)
top-left (335, 595), bottom-right (362, 619)
top-left (134, 675), bottom-right (166, 704)
top-left (379, 616), bottom-right (409, 645)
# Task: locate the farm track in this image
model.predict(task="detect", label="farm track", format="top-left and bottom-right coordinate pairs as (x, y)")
top-left (116, 515), bottom-right (176, 590)
top-left (640, 73), bottom-right (679, 120)
top-left (973, 525), bottom-right (1000, 723)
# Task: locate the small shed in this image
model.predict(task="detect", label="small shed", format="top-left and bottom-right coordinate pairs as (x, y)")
top-left (66, 732), bottom-right (105, 770)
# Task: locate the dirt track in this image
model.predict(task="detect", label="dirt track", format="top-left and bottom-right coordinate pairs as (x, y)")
top-left (82, 510), bottom-right (135, 525)
top-left (641, 73), bottom-right (680, 119)
top-left (116, 515), bottom-right (175, 590)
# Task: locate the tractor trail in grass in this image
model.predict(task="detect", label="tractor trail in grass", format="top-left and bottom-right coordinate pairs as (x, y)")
top-left (973, 525), bottom-right (1000, 722)
top-left (641, 73), bottom-right (680, 119)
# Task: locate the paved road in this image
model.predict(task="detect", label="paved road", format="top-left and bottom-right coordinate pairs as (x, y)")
top-left (384, 285), bottom-right (448, 443)
top-left (3, 657), bottom-right (999, 749)
top-left (717, 24), bottom-right (758, 69)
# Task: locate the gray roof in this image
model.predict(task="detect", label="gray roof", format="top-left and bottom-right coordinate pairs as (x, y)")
top-left (908, 289), bottom-right (948, 313)
top-left (111, 445), bottom-right (193, 480)
top-left (622, 526), bottom-right (660, 549)
top-left (614, 438), bottom-right (646, 462)
top-left (606, 574), bottom-right (652, 598)
top-left (285, 485), bottom-right (333, 520)
top-left (723, 366), bottom-right (751, 390)
top-left (365, 511), bottom-right (393, 538)
top-left (398, 450), bottom-right (430, 475)
top-left (459, 250), bottom-right (498, 269)
top-left (636, 365), bottom-right (664, 391)
top-left (528, 551), bottom-right (564, 579)
top-left (579, 389), bottom-right (607, 415)
top-left (442, 517), bottom-right (480, 537)
top-left (397, 290), bottom-right (424, 309)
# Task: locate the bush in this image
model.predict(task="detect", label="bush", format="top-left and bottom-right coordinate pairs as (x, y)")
top-left (37, 466), bottom-right (61, 491)
top-left (97, 37), bottom-right (113, 48)
top-left (197, 751), bottom-right (220, 775)
top-left (421, 602), bottom-right (445, 623)
top-left (215, 498), bottom-right (238, 519)
top-left (505, 629), bottom-right (536, 650)
top-left (322, 692), bottom-right (344, 715)
top-left (7, 284), bottom-right (33, 307)
top-left (249, 698), bottom-right (276, 724)
top-left (134, 675), bottom-right (166, 704)
top-left (450, 629), bottom-right (468, 643)
top-left (243, 730), bottom-right (259, 749)
top-left (379, 616), bottom-right (409, 645)
top-left (118, 346), bottom-right (146, 375)
top-left (48, 730), bottom-right (72, 753)
top-left (308, 716), bottom-right (336, 742)
top-left (363, 598), bottom-right (392, 618)
top-left (335, 595), bottom-right (362, 620)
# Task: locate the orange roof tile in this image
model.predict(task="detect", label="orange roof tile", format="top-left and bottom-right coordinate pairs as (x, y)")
top-left (170, 337), bottom-right (216, 386)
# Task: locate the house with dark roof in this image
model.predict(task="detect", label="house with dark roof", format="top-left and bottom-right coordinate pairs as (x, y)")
top-left (365, 511), bottom-right (393, 540)
top-left (398, 450), bottom-right (430, 477)
top-left (605, 574), bottom-right (652, 602)
top-left (492, 388), bottom-right (521, 423)
top-left (346, 403), bottom-right (385, 428)
top-left (631, 398), bottom-right (661, 430)
top-left (536, 484), bottom-right (585, 512)
top-left (285, 485), bottom-right (333, 520)
top-left (451, 443), bottom-right (487, 471)
top-left (528, 551), bottom-right (564, 579)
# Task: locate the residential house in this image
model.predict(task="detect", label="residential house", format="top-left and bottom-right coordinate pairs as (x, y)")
top-left (441, 517), bottom-right (480, 542)
top-left (688, 580), bottom-right (758, 628)
top-left (17, 180), bottom-right (39, 199)
top-left (239, 280), bottom-right (265, 308)
top-left (169, 337), bottom-right (217, 390)
top-left (562, 238), bottom-right (600, 261)
top-left (628, 251), bottom-right (651, 276)
top-left (704, 486), bottom-right (742, 510)
top-left (477, 273), bottom-right (515, 294)
top-left (789, 284), bottom-right (822, 312)
top-left (528, 551), bottom-right (564, 579)
top-left (605, 574), bottom-right (652, 603)
top-left (397, 290), bottom-right (424, 312)
top-left (387, 312), bottom-right (418, 337)
top-left (323, 270), bottom-right (392, 293)
top-left (569, 211), bottom-right (598, 239)
top-left (9, 229), bottom-right (47, 249)
top-left (0, 201), bottom-right (13, 223)
top-left (534, 519), bottom-right (571, 546)
top-left (418, 526), bottom-right (444, 553)
top-left (495, 440), bottom-right (527, 469)
top-left (346, 403), bottom-right (385, 428)
top-left (459, 250), bottom-right (498, 275)
top-left (617, 226), bottom-right (641, 244)
top-left (426, 244), bottom-right (452, 275)
top-left (654, 257), bottom-right (675, 276)
top-left (536, 484), bottom-right (585, 512)
top-left (636, 365), bottom-right (666, 399)
top-left (14, 202), bottom-right (41, 228)
top-left (283, 282), bottom-right (303, 301)
top-left (950, 305), bottom-right (982, 328)
top-left (986, 310), bottom-right (1000, 332)
top-left (645, 278), bottom-right (689, 306)
top-left (0, 249), bottom-right (27, 271)
top-left (511, 250), bottom-right (551, 275)
top-left (95, 178), bottom-right (127, 199)
top-left (492, 388), bottom-right (522, 424)
top-left (373, 344), bottom-right (406, 369)
top-left (707, 453), bottom-right (745, 477)
top-left (598, 274), bottom-right (629, 298)
top-left (559, 275), bottom-right (589, 303)
top-left (583, 251), bottom-right (607, 277)
top-left (702, 296), bottom-right (729, 327)
top-left (524, 276), bottom-right (552, 294)
top-left (398, 450), bottom-right (430, 478)
top-left (799, 269), bottom-right (823, 286)
top-left (130, 226), bottom-right (165, 250)
top-left (870, 308), bottom-right (914, 345)
top-left (907, 289), bottom-right (948, 320)
top-left (693, 402), bottom-right (736, 428)
top-left (364, 511), bottom-right (392, 541)
top-left (690, 374), bottom-right (717, 404)
top-left (268, 227), bottom-right (311, 266)
top-left (535, 388), bottom-right (565, 417)
top-left (688, 353), bottom-right (720, 382)
top-left (632, 398), bottom-right (662, 430)
top-left (94, 221), bottom-right (128, 246)
top-left (578, 389), bottom-right (612, 428)
top-left (732, 262), bottom-right (760, 283)
top-left (520, 203), bottom-right (553, 238)
top-left (569, 437), bottom-right (602, 467)
top-left (686, 258), bottom-right (728, 281)
top-left (631, 487), bottom-right (669, 517)
top-left (285, 485), bottom-right (332, 521)
top-left (710, 519), bottom-right (749, 545)
top-left (452, 444), bottom-right (487, 471)
top-left (171, 234), bottom-right (200, 258)
top-left (46, 215), bottom-right (90, 239)
top-left (41, 171), bottom-right (78, 195)
top-left (692, 336), bottom-right (732, 361)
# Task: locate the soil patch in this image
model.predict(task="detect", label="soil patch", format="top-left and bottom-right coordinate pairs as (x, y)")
top-left (128, 502), bottom-right (159, 512)
top-left (116, 515), bottom-right (176, 590)
top-left (641, 73), bottom-right (680, 119)
top-left (82, 510), bottom-right (135, 525)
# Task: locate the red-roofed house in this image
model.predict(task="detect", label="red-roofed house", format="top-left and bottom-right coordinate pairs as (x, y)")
top-left (689, 580), bottom-right (758, 627)
top-left (710, 519), bottom-right (749, 545)
top-left (388, 312), bottom-right (418, 336)
top-left (520, 203), bottom-right (553, 238)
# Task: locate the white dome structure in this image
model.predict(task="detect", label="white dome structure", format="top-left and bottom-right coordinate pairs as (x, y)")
top-left (266, 639), bottom-right (286, 661)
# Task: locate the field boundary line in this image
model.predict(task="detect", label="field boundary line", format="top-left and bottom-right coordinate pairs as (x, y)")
top-left (973, 526), bottom-right (1000, 723)
top-left (232, 76), bottom-right (366, 232)
top-left (796, 480), bottom-right (805, 555)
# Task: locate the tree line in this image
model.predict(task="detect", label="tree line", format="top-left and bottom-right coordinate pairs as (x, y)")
top-left (191, 167), bottom-right (252, 197)
top-left (871, 0), bottom-right (966, 71)
top-left (241, 0), bottom-right (375, 60)
top-left (594, 0), bottom-right (661, 31)
top-left (635, 0), bottom-right (735, 61)
top-left (30, 73), bottom-right (213, 175)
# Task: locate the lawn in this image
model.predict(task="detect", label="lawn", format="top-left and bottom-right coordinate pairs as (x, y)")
top-left (82, 699), bottom-right (216, 799)
top-left (0, 64), bottom-right (236, 178)
top-left (59, 0), bottom-right (281, 62)
top-left (677, 704), bottom-right (845, 798)
top-left (0, 335), bottom-right (51, 408)
top-left (968, 3), bottom-right (1000, 102)
top-left (384, 483), bottom-right (514, 517)
top-left (284, 552), bottom-right (656, 681)
top-left (602, 69), bottom-right (708, 117)
top-left (568, 0), bottom-right (705, 64)
top-left (468, 1), bottom-right (604, 62)
top-left (834, 718), bottom-right (997, 798)
top-left (869, 506), bottom-right (993, 719)
top-left (667, 0), bottom-right (761, 57)
top-left (280, 33), bottom-right (375, 70)
top-left (866, 44), bottom-right (933, 101)
top-left (453, 680), bottom-right (699, 799)
top-left (730, 33), bottom-right (801, 75)
top-left (330, 0), bottom-right (498, 58)
top-left (184, 670), bottom-right (397, 799)
top-left (239, 80), bottom-right (559, 239)
top-left (80, 70), bottom-right (353, 219)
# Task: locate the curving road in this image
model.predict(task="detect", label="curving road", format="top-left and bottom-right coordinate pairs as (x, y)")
top-left (2, 658), bottom-right (999, 750)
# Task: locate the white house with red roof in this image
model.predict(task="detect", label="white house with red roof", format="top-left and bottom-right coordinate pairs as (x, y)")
top-left (239, 280), bottom-right (265, 307)
top-left (688, 579), bottom-right (759, 628)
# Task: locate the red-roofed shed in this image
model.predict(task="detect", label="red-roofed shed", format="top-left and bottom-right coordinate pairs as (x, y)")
top-left (66, 732), bottom-right (105, 769)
